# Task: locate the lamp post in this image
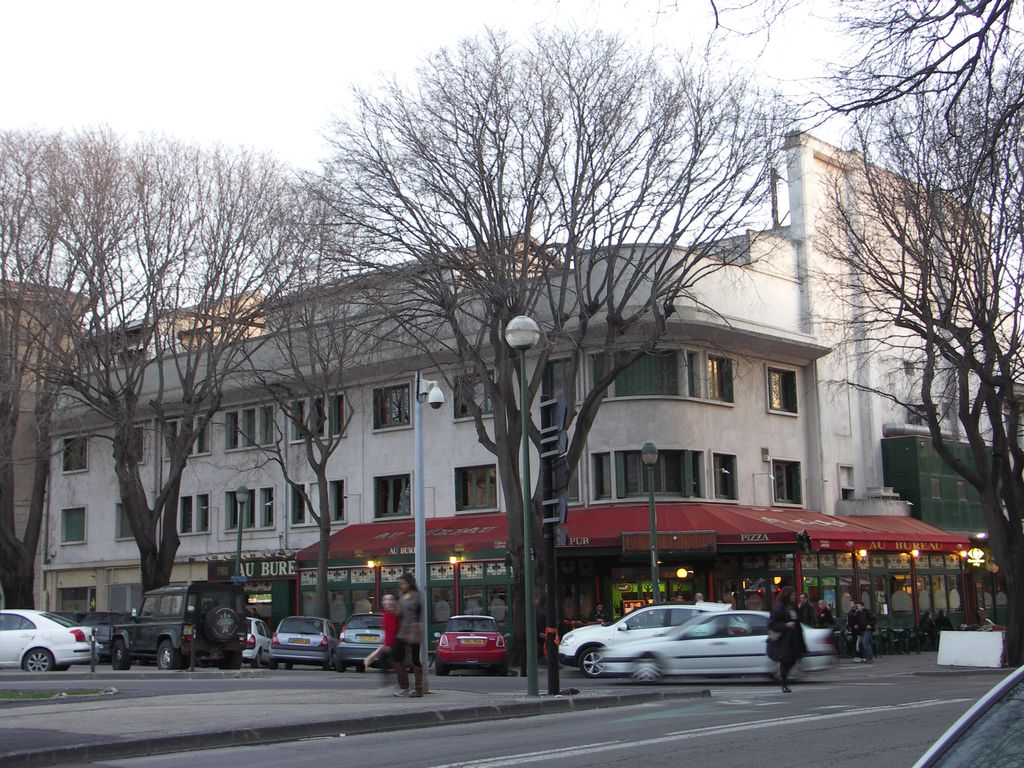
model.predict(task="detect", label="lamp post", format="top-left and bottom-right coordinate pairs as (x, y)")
top-left (414, 371), bottom-right (443, 692)
top-left (641, 443), bottom-right (659, 603)
top-left (504, 314), bottom-right (541, 696)
top-left (233, 486), bottom-right (250, 584)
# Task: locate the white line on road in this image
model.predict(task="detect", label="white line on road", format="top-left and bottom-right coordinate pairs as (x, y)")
top-left (429, 698), bottom-right (970, 768)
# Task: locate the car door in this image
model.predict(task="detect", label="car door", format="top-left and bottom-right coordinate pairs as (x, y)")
top-left (0, 614), bottom-right (36, 667)
top-left (663, 615), bottom-right (731, 674)
top-left (717, 613), bottom-right (771, 673)
top-left (616, 608), bottom-right (673, 648)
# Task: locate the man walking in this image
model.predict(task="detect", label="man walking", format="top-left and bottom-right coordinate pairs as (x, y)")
top-left (797, 593), bottom-right (818, 627)
top-left (851, 601), bottom-right (876, 663)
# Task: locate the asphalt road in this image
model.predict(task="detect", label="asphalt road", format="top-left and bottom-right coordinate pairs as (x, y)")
top-left (27, 662), bottom-right (1001, 768)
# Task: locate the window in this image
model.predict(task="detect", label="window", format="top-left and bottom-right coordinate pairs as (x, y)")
top-left (615, 449), bottom-right (703, 498)
top-left (330, 480), bottom-right (345, 522)
top-left (707, 355), bottom-right (734, 403)
top-left (166, 418), bottom-right (211, 456)
top-left (116, 503), bottom-right (132, 540)
top-left (329, 395), bottom-right (345, 437)
top-left (179, 494), bottom-right (210, 534)
top-left (543, 359), bottom-right (576, 402)
top-left (595, 351), bottom-right (678, 397)
top-left (454, 374), bottom-right (493, 418)
top-left (291, 484), bottom-right (308, 525)
top-left (456, 465), bottom-right (497, 510)
top-left (373, 384), bottom-right (411, 428)
top-left (931, 477), bottom-right (942, 499)
top-left (593, 453), bottom-right (612, 500)
top-left (61, 506), bottom-right (86, 543)
top-left (685, 351), bottom-right (701, 397)
top-left (767, 367), bottom-right (798, 413)
top-left (226, 406), bottom-right (274, 449)
top-left (260, 487), bottom-right (275, 528)
top-left (62, 437), bottom-right (88, 472)
top-left (192, 421), bottom-right (210, 454)
top-left (375, 474), bottom-right (411, 518)
top-left (839, 465), bottom-right (855, 501)
top-left (713, 453), bottom-right (737, 499)
top-left (772, 460), bottom-right (802, 504)
top-left (957, 479), bottom-right (968, 501)
top-left (226, 491), bottom-right (256, 530)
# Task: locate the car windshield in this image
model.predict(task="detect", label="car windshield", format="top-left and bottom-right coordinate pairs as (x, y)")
top-left (41, 612), bottom-right (78, 627)
top-left (446, 618), bottom-right (497, 632)
top-left (929, 673), bottom-right (1024, 766)
top-left (345, 615), bottom-right (383, 630)
top-left (278, 617), bottom-right (326, 634)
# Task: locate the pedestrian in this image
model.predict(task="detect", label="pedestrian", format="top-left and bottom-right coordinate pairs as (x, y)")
top-left (919, 610), bottom-right (937, 651)
top-left (767, 586), bottom-right (806, 693)
top-left (934, 610), bottom-right (954, 631)
top-left (797, 592), bottom-right (818, 627)
top-left (817, 599), bottom-right (836, 629)
top-left (373, 593), bottom-right (399, 688)
top-left (694, 592), bottom-right (705, 603)
top-left (851, 601), bottom-right (877, 663)
top-left (589, 602), bottom-right (607, 622)
top-left (392, 572), bottom-right (425, 698)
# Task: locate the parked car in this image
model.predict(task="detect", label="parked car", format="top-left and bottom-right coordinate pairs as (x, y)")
top-left (558, 601), bottom-right (732, 678)
top-left (434, 614), bottom-right (508, 676)
top-left (51, 610), bottom-right (87, 623)
top-left (0, 609), bottom-right (92, 671)
top-left (243, 616), bottom-right (272, 668)
top-left (79, 611), bottom-right (133, 661)
top-left (268, 616), bottom-right (339, 670)
top-left (912, 664), bottom-right (1024, 767)
top-left (597, 609), bottom-right (837, 681)
top-left (334, 613), bottom-right (385, 672)
top-left (109, 582), bottom-right (247, 670)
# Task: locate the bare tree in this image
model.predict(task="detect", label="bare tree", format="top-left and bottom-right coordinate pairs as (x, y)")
top-left (47, 131), bottom-right (299, 591)
top-left (817, 67), bottom-right (1024, 664)
top-left (320, 30), bottom-right (792, 666)
top-left (0, 130), bottom-right (78, 608)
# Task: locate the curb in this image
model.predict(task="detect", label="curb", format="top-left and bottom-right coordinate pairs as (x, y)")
top-left (6, 669), bottom-right (266, 682)
top-left (4, 688), bottom-right (710, 768)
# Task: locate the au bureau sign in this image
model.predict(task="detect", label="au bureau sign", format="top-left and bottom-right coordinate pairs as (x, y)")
top-left (208, 557), bottom-right (297, 581)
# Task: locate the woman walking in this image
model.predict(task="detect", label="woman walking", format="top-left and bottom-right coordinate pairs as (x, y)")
top-left (767, 586), bottom-right (807, 693)
top-left (392, 572), bottom-right (425, 698)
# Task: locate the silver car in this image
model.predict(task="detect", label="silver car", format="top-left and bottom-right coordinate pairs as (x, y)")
top-left (243, 616), bottom-right (272, 668)
top-left (268, 616), bottom-right (339, 671)
top-left (598, 610), bottom-right (837, 681)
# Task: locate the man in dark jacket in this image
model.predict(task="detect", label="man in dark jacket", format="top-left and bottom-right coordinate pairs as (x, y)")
top-left (797, 593), bottom-right (818, 627)
top-left (852, 602), bottom-right (876, 663)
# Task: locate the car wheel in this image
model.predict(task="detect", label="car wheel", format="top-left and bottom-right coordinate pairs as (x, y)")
top-left (111, 640), bottom-right (131, 670)
top-left (322, 657), bottom-right (333, 672)
top-left (631, 655), bottom-right (663, 682)
top-left (284, 662), bottom-right (293, 670)
top-left (492, 662), bottom-right (508, 677)
top-left (355, 663), bottom-right (366, 673)
top-left (157, 640), bottom-right (183, 671)
top-left (267, 657), bottom-right (279, 670)
top-left (22, 648), bottom-right (55, 672)
top-left (435, 659), bottom-right (449, 676)
top-left (578, 647), bottom-right (605, 678)
top-left (336, 661), bottom-right (346, 673)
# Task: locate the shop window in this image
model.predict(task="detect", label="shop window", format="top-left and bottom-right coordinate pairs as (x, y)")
top-left (461, 586), bottom-right (484, 615)
top-left (767, 366), bottom-right (799, 413)
top-left (61, 506), bottom-right (86, 543)
top-left (453, 373), bottom-right (493, 418)
top-left (108, 583), bottom-right (143, 612)
top-left (707, 355), bottom-right (734, 403)
top-left (62, 436), bottom-right (88, 472)
top-left (957, 479), bottom-right (968, 501)
top-left (931, 477), bottom-right (942, 498)
top-left (373, 384), bottom-right (410, 429)
top-left (487, 586), bottom-right (508, 623)
top-left (431, 586), bottom-right (454, 623)
top-left (772, 460), bottom-right (802, 504)
top-left (375, 474), bottom-right (411, 518)
top-left (713, 453), bottom-right (737, 499)
top-left (59, 586), bottom-right (91, 612)
top-left (455, 465), bottom-right (497, 510)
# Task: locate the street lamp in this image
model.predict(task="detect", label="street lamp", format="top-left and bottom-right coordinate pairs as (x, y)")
top-left (233, 486), bottom-right (250, 584)
top-left (414, 371), bottom-right (444, 691)
top-left (504, 314), bottom-right (541, 697)
top-left (641, 443), bottom-right (659, 603)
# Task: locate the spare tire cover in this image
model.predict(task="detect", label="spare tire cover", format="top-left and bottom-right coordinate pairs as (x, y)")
top-left (204, 606), bottom-right (240, 641)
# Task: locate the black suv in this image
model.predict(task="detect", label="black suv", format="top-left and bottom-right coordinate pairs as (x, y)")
top-left (109, 582), bottom-right (246, 670)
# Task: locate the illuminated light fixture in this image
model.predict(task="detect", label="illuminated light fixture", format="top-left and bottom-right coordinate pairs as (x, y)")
top-left (366, 559), bottom-right (377, 568)
top-left (966, 547), bottom-right (986, 567)
top-left (976, 532), bottom-right (988, 539)
top-left (772, 576), bottom-right (782, 585)
top-left (676, 568), bottom-right (689, 579)
top-left (449, 555), bottom-right (459, 565)
top-left (857, 549), bottom-right (868, 558)
top-left (911, 549), bottom-right (920, 558)
top-left (959, 550), bottom-right (968, 558)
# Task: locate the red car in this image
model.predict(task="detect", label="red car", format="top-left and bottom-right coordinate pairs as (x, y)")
top-left (434, 615), bottom-right (507, 676)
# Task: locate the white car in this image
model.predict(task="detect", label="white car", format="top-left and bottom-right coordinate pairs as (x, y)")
top-left (243, 616), bottom-right (272, 668)
top-left (598, 609), bottom-right (837, 681)
top-left (0, 609), bottom-right (92, 672)
top-left (558, 601), bottom-right (732, 678)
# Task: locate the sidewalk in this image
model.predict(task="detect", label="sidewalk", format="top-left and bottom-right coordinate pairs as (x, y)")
top-left (1, 652), bottom-right (1010, 767)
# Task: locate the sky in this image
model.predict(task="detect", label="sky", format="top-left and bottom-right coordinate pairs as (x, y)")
top-left (1, 0), bottom-right (849, 170)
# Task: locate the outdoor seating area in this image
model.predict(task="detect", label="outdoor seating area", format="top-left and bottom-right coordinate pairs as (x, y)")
top-left (832, 627), bottom-right (938, 657)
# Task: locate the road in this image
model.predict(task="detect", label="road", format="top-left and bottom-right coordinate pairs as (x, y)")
top-left (44, 663), bottom-right (994, 768)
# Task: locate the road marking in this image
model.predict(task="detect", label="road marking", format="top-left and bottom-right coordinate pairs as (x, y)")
top-left (429, 698), bottom-right (970, 768)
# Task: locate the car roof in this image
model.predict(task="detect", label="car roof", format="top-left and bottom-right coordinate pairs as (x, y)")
top-left (447, 614), bottom-right (494, 621)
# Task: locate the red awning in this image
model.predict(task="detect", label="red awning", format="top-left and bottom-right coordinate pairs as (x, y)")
top-left (296, 505), bottom-right (970, 563)
top-left (296, 512), bottom-right (510, 562)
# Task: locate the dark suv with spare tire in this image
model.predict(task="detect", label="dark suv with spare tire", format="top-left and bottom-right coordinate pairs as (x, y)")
top-left (109, 582), bottom-right (246, 670)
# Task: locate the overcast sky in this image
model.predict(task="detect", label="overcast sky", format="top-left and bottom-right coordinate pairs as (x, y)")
top-left (2, 0), bottom-right (847, 169)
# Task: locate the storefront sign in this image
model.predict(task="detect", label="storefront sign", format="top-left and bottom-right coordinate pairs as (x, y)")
top-left (740, 533), bottom-right (769, 542)
top-left (208, 557), bottom-right (296, 582)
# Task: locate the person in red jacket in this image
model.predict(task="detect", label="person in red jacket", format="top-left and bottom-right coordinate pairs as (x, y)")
top-left (376, 593), bottom-right (400, 687)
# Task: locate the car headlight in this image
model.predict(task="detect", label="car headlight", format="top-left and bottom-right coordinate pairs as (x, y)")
top-left (560, 633), bottom-right (577, 649)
